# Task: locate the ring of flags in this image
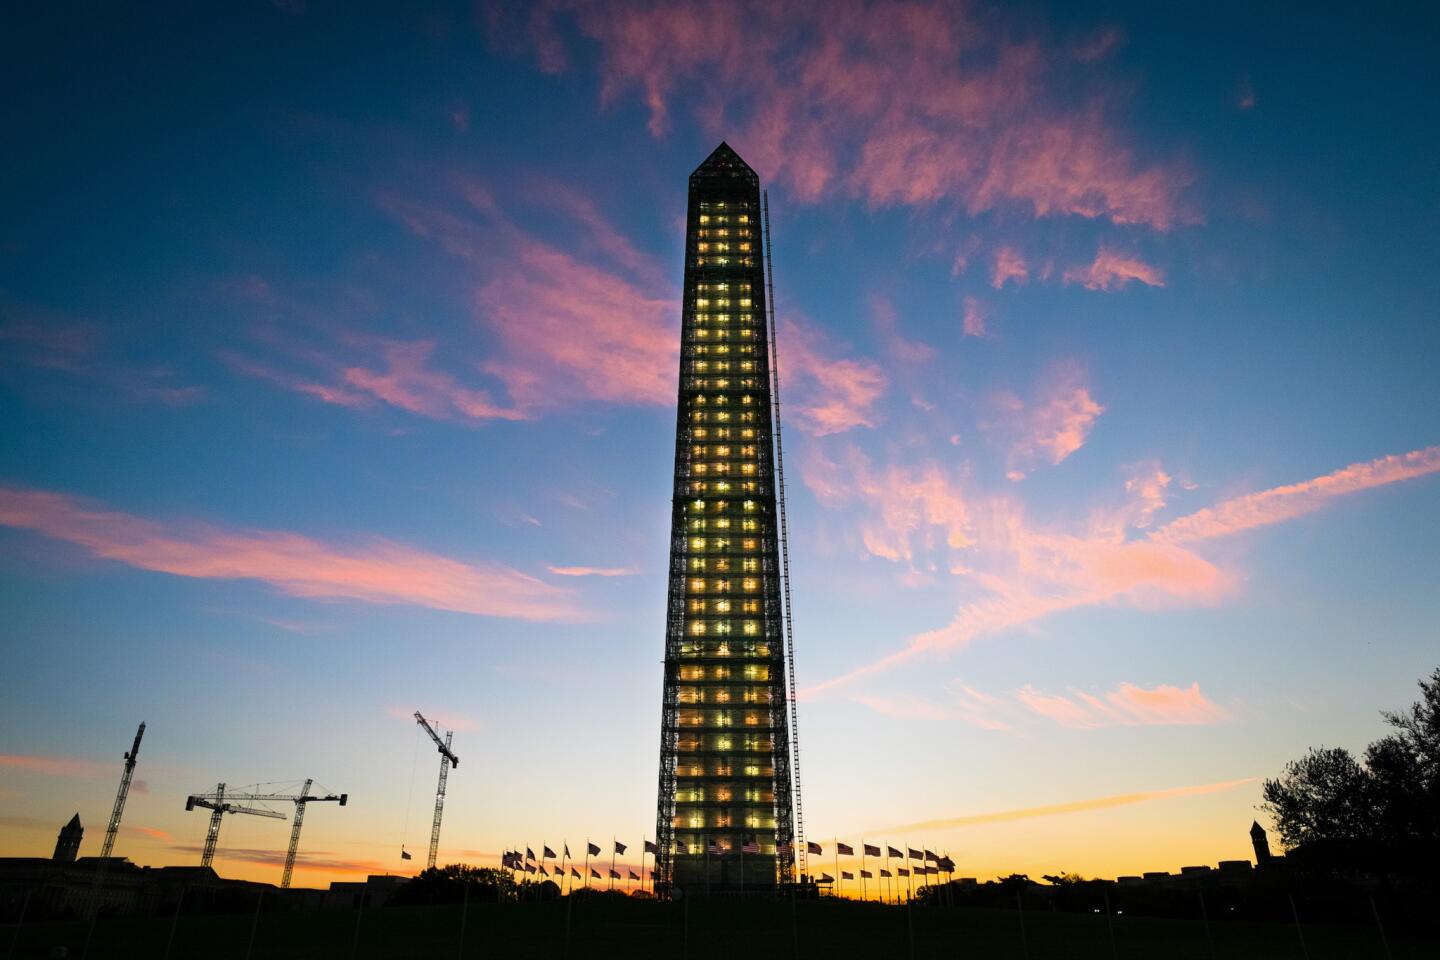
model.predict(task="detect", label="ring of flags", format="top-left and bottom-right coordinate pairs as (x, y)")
top-left (493, 835), bottom-right (956, 902)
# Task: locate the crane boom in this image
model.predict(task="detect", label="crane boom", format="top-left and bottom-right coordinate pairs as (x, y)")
top-left (99, 721), bottom-right (145, 860)
top-left (414, 712), bottom-right (458, 870)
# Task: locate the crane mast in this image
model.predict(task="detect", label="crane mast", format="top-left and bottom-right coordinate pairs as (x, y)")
top-left (99, 721), bottom-right (145, 859)
top-left (185, 783), bottom-right (286, 867)
top-left (414, 712), bottom-right (459, 870)
top-left (277, 779), bottom-right (348, 888)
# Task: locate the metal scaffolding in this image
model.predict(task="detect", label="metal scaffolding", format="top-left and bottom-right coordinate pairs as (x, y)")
top-left (654, 143), bottom-right (799, 895)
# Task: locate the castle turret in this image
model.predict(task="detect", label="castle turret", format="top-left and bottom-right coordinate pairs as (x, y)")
top-left (53, 813), bottom-right (83, 862)
top-left (1250, 820), bottom-right (1272, 866)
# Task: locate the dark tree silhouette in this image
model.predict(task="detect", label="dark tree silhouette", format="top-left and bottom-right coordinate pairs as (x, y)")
top-left (389, 864), bottom-right (518, 905)
top-left (1262, 667), bottom-right (1440, 853)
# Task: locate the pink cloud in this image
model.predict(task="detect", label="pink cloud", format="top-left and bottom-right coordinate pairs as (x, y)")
top-left (882, 777), bottom-right (1258, 833)
top-left (0, 486), bottom-right (582, 622)
top-left (1016, 681), bottom-right (1226, 728)
top-left (385, 706), bottom-right (479, 732)
top-left (1124, 463), bottom-right (1173, 529)
top-left (238, 182), bottom-right (678, 423)
top-left (478, 236), bottom-right (678, 409)
top-left (1063, 248), bottom-right (1165, 291)
top-left (803, 444), bottom-right (1440, 698)
top-left (0, 305), bottom-right (206, 406)
top-left (343, 340), bottom-right (526, 422)
top-left (801, 445), bottom-right (971, 564)
top-left (869, 296), bottom-right (935, 364)
top-left (1155, 446), bottom-right (1440, 544)
top-left (851, 689), bottom-right (1012, 731)
top-left (0, 754), bottom-right (113, 778)
top-left (988, 361), bottom-right (1104, 478)
top-left (218, 352), bottom-right (372, 409)
top-left (961, 296), bottom-right (989, 338)
top-left (513, 2), bottom-right (1193, 229)
top-left (546, 565), bottom-right (638, 577)
top-left (990, 246), bottom-right (1029, 289)
top-left (123, 825), bottom-right (173, 843)
top-left (779, 319), bottom-right (887, 436)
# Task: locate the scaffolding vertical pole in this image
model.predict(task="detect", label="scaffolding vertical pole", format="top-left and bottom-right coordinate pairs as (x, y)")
top-left (763, 190), bottom-right (806, 880)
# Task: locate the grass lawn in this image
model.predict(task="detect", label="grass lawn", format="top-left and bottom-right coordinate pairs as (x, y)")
top-left (4, 898), bottom-right (1434, 959)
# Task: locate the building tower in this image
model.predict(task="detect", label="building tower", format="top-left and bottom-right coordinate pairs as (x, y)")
top-left (654, 142), bottom-right (797, 894)
top-left (1250, 820), bottom-right (1272, 866)
top-left (53, 813), bottom-right (83, 862)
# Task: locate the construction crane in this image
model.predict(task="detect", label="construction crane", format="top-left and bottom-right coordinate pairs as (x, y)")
top-left (184, 783), bottom-right (285, 868)
top-left (414, 712), bottom-right (458, 870)
top-left (98, 721), bottom-right (145, 859)
top-left (275, 779), bottom-right (347, 888)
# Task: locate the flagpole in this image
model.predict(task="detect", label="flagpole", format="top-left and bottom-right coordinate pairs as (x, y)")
top-left (584, 842), bottom-right (591, 891)
top-left (834, 838), bottom-right (839, 901)
top-left (560, 843), bottom-right (569, 897)
top-left (861, 841), bottom-right (866, 903)
top-left (610, 837), bottom-right (616, 893)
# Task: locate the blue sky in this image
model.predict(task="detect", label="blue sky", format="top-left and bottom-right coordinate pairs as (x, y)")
top-left (1, 0), bottom-right (1437, 887)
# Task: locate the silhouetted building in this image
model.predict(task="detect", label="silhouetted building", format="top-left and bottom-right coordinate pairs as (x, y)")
top-left (52, 813), bottom-right (83, 862)
top-left (1250, 820), bottom-right (1272, 866)
top-left (654, 143), bottom-right (798, 894)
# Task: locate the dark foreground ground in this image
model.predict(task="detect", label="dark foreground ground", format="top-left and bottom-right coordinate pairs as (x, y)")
top-left (4, 897), bottom-right (1436, 960)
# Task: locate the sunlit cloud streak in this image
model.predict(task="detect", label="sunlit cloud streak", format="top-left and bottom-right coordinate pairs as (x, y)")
top-left (343, 339), bottom-right (526, 422)
top-left (0, 754), bottom-right (114, 778)
top-left (546, 565), bottom-right (639, 577)
top-left (1063, 248), bottom-right (1165, 291)
top-left (803, 445), bottom-right (1440, 697)
top-left (1015, 681), bottom-right (1226, 728)
top-left (0, 486), bottom-right (583, 622)
top-left (854, 680), bottom-right (1224, 730)
top-left (514, 1), bottom-right (1194, 228)
top-left (879, 777), bottom-right (1257, 834)
top-left (1154, 446), bottom-right (1440, 544)
top-left (171, 846), bottom-right (390, 875)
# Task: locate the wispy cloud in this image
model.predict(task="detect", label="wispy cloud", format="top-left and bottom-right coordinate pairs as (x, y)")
top-left (172, 845), bottom-right (389, 875)
top-left (962, 297), bottom-right (989, 338)
top-left (0, 754), bottom-right (113, 778)
top-left (987, 361), bottom-right (1104, 479)
top-left (802, 445), bottom-right (971, 564)
top-left (1154, 446), bottom-right (1440, 544)
top-left (1015, 681), bottom-right (1227, 728)
top-left (0, 302), bottom-right (206, 406)
top-left (870, 296), bottom-right (935, 365)
top-left (990, 247), bottom-right (1029, 289)
top-left (1063, 248), bottom-right (1165, 291)
top-left (779, 318), bottom-right (888, 436)
top-left (880, 777), bottom-right (1258, 833)
top-left (386, 706), bottom-right (478, 732)
top-left (546, 565), bottom-right (639, 577)
top-left (853, 679), bottom-right (1225, 730)
top-left (511, 2), bottom-right (1194, 228)
top-left (343, 339), bottom-right (526, 422)
top-left (0, 485), bottom-right (583, 622)
top-left (803, 444), bottom-right (1440, 698)
top-left (852, 683), bottom-right (1013, 732)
